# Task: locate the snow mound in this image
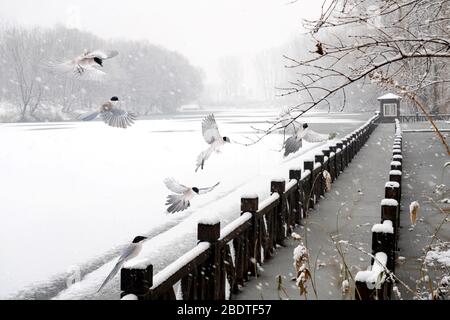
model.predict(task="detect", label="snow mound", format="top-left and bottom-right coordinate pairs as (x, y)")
top-left (381, 199), bottom-right (398, 206)
top-left (371, 220), bottom-right (393, 234)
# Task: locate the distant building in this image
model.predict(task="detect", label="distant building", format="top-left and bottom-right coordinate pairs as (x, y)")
top-left (377, 93), bottom-right (402, 123)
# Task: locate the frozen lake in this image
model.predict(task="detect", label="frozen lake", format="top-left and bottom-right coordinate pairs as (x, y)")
top-left (0, 108), bottom-right (371, 299)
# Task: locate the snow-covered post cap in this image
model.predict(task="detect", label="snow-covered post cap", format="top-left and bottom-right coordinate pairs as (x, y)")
top-left (390, 161), bottom-right (402, 171)
top-left (355, 252), bottom-right (388, 299)
top-left (385, 181), bottom-right (400, 202)
top-left (371, 220), bottom-right (394, 234)
top-left (381, 199), bottom-right (399, 232)
top-left (393, 154), bottom-right (403, 160)
top-left (241, 194), bottom-right (259, 213)
top-left (198, 216), bottom-right (221, 226)
top-left (390, 161), bottom-right (402, 168)
top-left (198, 220), bottom-right (220, 243)
top-left (389, 170), bottom-right (402, 176)
top-left (121, 294), bottom-right (138, 300)
top-left (381, 198), bottom-right (399, 206)
top-left (389, 170), bottom-right (402, 185)
top-left (385, 181), bottom-right (400, 189)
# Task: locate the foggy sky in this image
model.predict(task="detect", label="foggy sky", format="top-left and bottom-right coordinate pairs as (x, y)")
top-left (0, 0), bottom-right (323, 82)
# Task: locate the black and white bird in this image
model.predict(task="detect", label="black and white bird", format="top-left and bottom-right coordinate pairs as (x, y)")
top-left (164, 177), bottom-right (220, 213)
top-left (283, 123), bottom-right (334, 157)
top-left (79, 96), bottom-right (137, 128)
top-left (195, 114), bottom-right (231, 172)
top-left (97, 236), bottom-right (147, 292)
top-left (50, 49), bottom-right (119, 81)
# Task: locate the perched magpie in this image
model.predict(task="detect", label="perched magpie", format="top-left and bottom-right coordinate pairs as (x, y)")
top-left (97, 236), bottom-right (147, 293)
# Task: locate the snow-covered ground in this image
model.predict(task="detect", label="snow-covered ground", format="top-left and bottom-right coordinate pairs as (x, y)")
top-left (0, 108), bottom-right (370, 299)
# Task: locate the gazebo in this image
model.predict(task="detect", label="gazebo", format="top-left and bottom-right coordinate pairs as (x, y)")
top-left (377, 93), bottom-right (402, 123)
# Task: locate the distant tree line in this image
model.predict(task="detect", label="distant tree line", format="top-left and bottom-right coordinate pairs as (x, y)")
top-left (0, 25), bottom-right (204, 122)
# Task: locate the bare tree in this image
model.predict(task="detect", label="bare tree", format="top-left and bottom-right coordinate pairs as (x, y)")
top-left (1, 27), bottom-right (46, 121)
top-left (247, 0), bottom-right (450, 153)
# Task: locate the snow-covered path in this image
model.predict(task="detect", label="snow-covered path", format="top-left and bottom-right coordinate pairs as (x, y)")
top-left (235, 123), bottom-right (395, 300)
top-left (0, 109), bottom-right (369, 299)
top-left (394, 122), bottom-right (450, 299)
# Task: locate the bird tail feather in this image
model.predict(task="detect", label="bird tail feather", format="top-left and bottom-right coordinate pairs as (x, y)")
top-left (79, 111), bottom-right (100, 121)
top-left (97, 261), bottom-right (123, 293)
top-left (195, 147), bottom-right (214, 172)
top-left (166, 194), bottom-right (190, 213)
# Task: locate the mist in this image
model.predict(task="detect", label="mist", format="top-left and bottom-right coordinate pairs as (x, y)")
top-left (0, 1), bottom-right (330, 121)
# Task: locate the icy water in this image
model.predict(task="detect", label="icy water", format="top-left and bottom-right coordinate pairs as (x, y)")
top-left (0, 109), bottom-right (371, 299)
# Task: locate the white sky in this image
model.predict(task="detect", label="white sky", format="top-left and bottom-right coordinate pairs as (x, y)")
top-left (0, 0), bottom-right (323, 83)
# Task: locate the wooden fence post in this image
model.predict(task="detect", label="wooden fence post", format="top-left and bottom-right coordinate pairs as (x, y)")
top-left (392, 154), bottom-right (402, 164)
top-left (120, 265), bottom-right (153, 299)
top-left (351, 134), bottom-right (357, 159)
top-left (385, 181), bottom-right (400, 203)
top-left (355, 279), bottom-right (372, 300)
top-left (271, 180), bottom-right (287, 245)
top-left (381, 199), bottom-right (399, 250)
top-left (342, 139), bottom-right (349, 167)
top-left (304, 161), bottom-right (315, 209)
top-left (315, 154), bottom-right (325, 196)
top-left (198, 222), bottom-right (222, 300)
top-left (241, 196), bottom-right (259, 277)
top-left (289, 169), bottom-right (303, 223)
top-left (371, 221), bottom-right (395, 272)
top-left (389, 170), bottom-right (402, 202)
top-left (336, 142), bottom-right (344, 174)
top-left (328, 146), bottom-right (337, 181)
top-left (390, 161), bottom-right (402, 172)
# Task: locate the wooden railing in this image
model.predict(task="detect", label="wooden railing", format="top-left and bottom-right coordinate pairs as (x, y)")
top-left (120, 115), bottom-right (380, 300)
top-left (355, 118), bottom-right (402, 300)
top-left (398, 113), bottom-right (450, 123)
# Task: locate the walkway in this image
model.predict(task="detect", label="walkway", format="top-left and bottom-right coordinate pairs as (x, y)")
top-left (395, 122), bottom-right (450, 299)
top-left (235, 123), bottom-right (395, 300)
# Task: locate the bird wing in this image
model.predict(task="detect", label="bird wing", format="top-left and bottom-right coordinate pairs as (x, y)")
top-left (45, 60), bottom-right (75, 73)
top-left (97, 245), bottom-right (136, 292)
top-left (197, 182), bottom-right (220, 195)
top-left (78, 111), bottom-right (100, 121)
top-left (80, 67), bottom-right (108, 81)
top-left (85, 50), bottom-right (119, 60)
top-left (100, 108), bottom-right (137, 128)
top-left (195, 146), bottom-right (215, 172)
top-left (302, 129), bottom-right (330, 143)
top-left (164, 178), bottom-right (189, 194)
top-left (165, 194), bottom-right (190, 213)
top-left (46, 60), bottom-right (108, 82)
top-left (284, 135), bottom-right (302, 157)
top-left (202, 114), bottom-right (221, 145)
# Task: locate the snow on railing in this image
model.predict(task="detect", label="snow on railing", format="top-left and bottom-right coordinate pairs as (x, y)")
top-left (355, 252), bottom-right (388, 298)
top-left (120, 115), bottom-right (380, 300)
top-left (356, 118), bottom-right (403, 300)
